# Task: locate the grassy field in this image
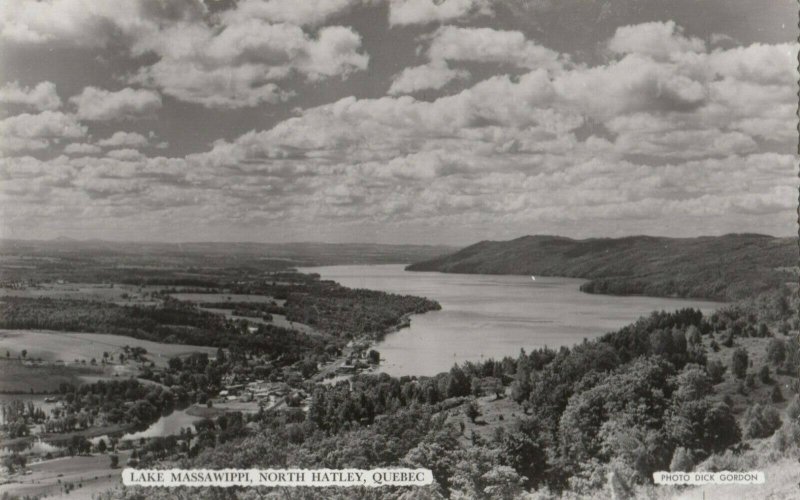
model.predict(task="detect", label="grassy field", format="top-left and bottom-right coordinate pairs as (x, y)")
top-left (701, 334), bottom-right (794, 421)
top-left (200, 307), bottom-right (319, 337)
top-left (0, 451), bottom-right (132, 499)
top-left (0, 282), bottom-right (159, 307)
top-left (443, 389), bottom-right (527, 445)
top-left (0, 329), bottom-right (218, 369)
top-left (0, 360), bottom-right (106, 393)
top-left (170, 292), bottom-right (284, 305)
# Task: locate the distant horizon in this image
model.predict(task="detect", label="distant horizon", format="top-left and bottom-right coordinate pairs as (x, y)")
top-left (0, 231), bottom-right (793, 249)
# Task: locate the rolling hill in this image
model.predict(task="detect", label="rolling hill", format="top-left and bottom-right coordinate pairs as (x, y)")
top-left (406, 234), bottom-right (797, 301)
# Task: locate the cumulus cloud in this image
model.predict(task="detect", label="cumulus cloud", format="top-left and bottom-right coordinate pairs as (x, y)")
top-left (97, 131), bottom-right (149, 148)
top-left (0, 0), bottom-right (206, 47)
top-left (130, 21), bottom-right (368, 109)
top-left (0, 111), bottom-right (85, 143)
top-left (0, 109), bottom-right (87, 154)
top-left (219, 0), bottom-right (362, 27)
top-left (106, 148), bottom-right (146, 161)
top-left (388, 61), bottom-right (468, 94)
top-left (69, 87), bottom-right (162, 121)
top-left (64, 142), bottom-right (102, 155)
top-left (0, 81), bottom-right (61, 111)
top-left (387, 26), bottom-right (564, 95)
top-left (607, 21), bottom-right (705, 60)
top-left (389, 0), bottom-right (491, 26)
top-left (427, 26), bottom-right (564, 70)
top-left (2, 0), bottom-right (370, 110)
top-left (1, 17), bottom-right (795, 241)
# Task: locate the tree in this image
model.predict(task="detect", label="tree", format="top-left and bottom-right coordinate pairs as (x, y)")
top-left (788, 397), bottom-right (800, 421)
top-left (686, 325), bottom-right (702, 346)
top-left (449, 446), bottom-right (525, 500)
top-left (499, 418), bottom-right (548, 488)
top-left (168, 357), bottom-right (183, 371)
top-left (673, 364), bottom-right (712, 401)
top-left (367, 349), bottom-right (380, 364)
top-left (722, 330), bottom-right (734, 348)
top-left (742, 404), bottom-right (781, 439)
top-left (731, 348), bottom-right (748, 379)
top-left (97, 438), bottom-right (107, 454)
top-left (484, 377), bottom-right (504, 399)
top-left (109, 454), bottom-right (119, 468)
top-left (447, 365), bottom-right (471, 398)
top-left (771, 385), bottom-right (784, 403)
top-left (670, 447), bottom-right (694, 472)
top-left (20, 349), bottom-right (27, 359)
top-left (470, 378), bottom-right (483, 397)
top-left (758, 365), bottom-right (771, 384)
top-left (706, 360), bottom-right (727, 384)
top-left (3, 453), bottom-right (26, 473)
top-left (465, 399), bottom-right (480, 423)
top-left (767, 338), bottom-right (786, 366)
top-left (668, 401), bottom-right (740, 454)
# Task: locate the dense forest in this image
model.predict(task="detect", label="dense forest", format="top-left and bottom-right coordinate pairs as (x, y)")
top-left (0, 273), bottom-right (440, 348)
top-left (103, 284), bottom-right (800, 499)
top-left (0, 296), bottom-right (332, 362)
top-left (406, 234), bottom-right (795, 301)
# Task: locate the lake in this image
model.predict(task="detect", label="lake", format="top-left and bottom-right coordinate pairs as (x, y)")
top-left (301, 264), bottom-right (725, 377)
top-left (89, 409), bottom-right (202, 445)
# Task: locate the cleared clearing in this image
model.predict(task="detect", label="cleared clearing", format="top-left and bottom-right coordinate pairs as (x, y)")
top-left (0, 361), bottom-right (106, 393)
top-left (0, 451), bottom-right (132, 499)
top-left (0, 329), bottom-right (218, 369)
top-left (0, 283), bottom-right (159, 307)
top-left (170, 292), bottom-right (284, 305)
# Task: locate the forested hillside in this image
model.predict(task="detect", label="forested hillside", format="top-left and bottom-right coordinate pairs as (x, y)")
top-left (407, 234), bottom-right (796, 301)
top-left (103, 285), bottom-right (800, 500)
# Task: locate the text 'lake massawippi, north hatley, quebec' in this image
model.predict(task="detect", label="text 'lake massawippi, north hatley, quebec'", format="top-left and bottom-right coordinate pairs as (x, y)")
top-left (123, 468), bottom-right (434, 488)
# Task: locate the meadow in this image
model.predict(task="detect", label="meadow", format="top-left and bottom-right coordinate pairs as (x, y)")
top-left (0, 330), bottom-right (217, 369)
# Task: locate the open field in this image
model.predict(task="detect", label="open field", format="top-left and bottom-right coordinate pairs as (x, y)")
top-left (186, 400), bottom-right (263, 419)
top-left (0, 360), bottom-right (106, 393)
top-left (0, 329), bottom-right (218, 369)
top-left (0, 451), bottom-right (132, 499)
top-left (200, 307), bottom-right (319, 337)
top-left (170, 292), bottom-right (284, 305)
top-left (0, 283), bottom-right (160, 307)
top-left (444, 390), bottom-right (527, 445)
top-left (702, 334), bottom-right (794, 420)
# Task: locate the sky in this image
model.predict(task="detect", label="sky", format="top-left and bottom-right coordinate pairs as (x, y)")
top-left (0, 0), bottom-right (797, 245)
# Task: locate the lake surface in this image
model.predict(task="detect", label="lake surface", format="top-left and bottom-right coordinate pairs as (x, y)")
top-left (118, 409), bottom-right (201, 441)
top-left (88, 409), bottom-right (202, 447)
top-left (301, 264), bottom-right (725, 377)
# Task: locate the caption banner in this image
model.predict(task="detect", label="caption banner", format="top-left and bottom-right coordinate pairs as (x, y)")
top-left (123, 468), bottom-right (433, 488)
top-left (653, 471), bottom-right (765, 485)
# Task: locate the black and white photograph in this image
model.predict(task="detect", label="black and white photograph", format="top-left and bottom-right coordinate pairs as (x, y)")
top-left (0, 0), bottom-right (798, 498)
